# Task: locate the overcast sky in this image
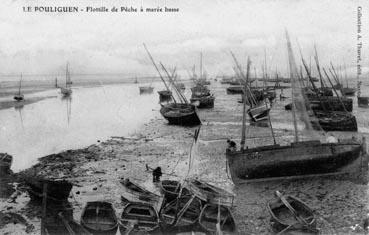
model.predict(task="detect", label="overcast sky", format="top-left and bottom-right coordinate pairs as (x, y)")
top-left (0, 0), bottom-right (368, 79)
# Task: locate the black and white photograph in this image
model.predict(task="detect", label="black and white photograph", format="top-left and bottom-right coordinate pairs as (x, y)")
top-left (0, 0), bottom-right (368, 234)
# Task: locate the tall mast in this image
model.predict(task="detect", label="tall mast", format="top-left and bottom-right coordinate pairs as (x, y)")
top-left (314, 45), bottom-right (324, 88)
top-left (200, 52), bottom-right (203, 80)
top-left (285, 31), bottom-right (299, 142)
top-left (19, 73), bottom-right (22, 95)
top-left (240, 57), bottom-right (251, 151)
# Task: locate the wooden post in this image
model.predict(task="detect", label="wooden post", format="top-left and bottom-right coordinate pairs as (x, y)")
top-left (41, 182), bottom-right (48, 235)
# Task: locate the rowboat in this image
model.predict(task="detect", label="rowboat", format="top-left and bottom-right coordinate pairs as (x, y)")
top-left (358, 96), bottom-right (369, 107)
top-left (139, 86), bottom-right (154, 94)
top-left (120, 202), bottom-right (160, 234)
top-left (120, 178), bottom-right (160, 203)
top-left (268, 191), bottom-right (317, 234)
top-left (159, 180), bottom-right (191, 202)
top-left (198, 204), bottom-right (236, 234)
top-left (247, 102), bottom-right (271, 122)
top-left (160, 195), bottom-right (202, 229)
top-left (186, 179), bottom-right (234, 207)
top-left (80, 201), bottom-right (118, 234)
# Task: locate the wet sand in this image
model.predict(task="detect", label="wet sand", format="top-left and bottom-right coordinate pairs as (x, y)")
top-left (1, 83), bottom-right (368, 234)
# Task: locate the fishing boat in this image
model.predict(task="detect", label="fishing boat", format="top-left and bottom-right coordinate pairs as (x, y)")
top-left (80, 201), bottom-right (119, 234)
top-left (160, 180), bottom-right (191, 202)
top-left (358, 96), bottom-right (369, 107)
top-left (247, 102), bottom-right (271, 122)
top-left (341, 87), bottom-right (356, 96)
top-left (160, 103), bottom-right (201, 126)
top-left (160, 194), bottom-right (203, 229)
top-left (313, 111), bottom-right (357, 132)
top-left (120, 202), bottom-right (160, 234)
top-left (158, 90), bottom-right (172, 101)
top-left (60, 63), bottom-right (72, 97)
top-left (190, 85), bottom-right (215, 109)
top-left (226, 86), bottom-right (243, 94)
top-left (198, 204), bottom-right (236, 234)
top-left (186, 179), bottom-right (234, 207)
top-left (143, 44), bottom-right (201, 127)
top-left (139, 86), bottom-right (154, 94)
top-left (268, 191), bottom-right (317, 234)
top-left (0, 153), bottom-right (12, 175)
top-left (309, 96), bottom-right (353, 112)
top-left (23, 177), bottom-right (73, 203)
top-left (14, 74), bottom-right (24, 101)
top-left (226, 32), bottom-right (368, 184)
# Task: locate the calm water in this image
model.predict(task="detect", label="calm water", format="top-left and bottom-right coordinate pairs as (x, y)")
top-left (0, 82), bottom-right (164, 171)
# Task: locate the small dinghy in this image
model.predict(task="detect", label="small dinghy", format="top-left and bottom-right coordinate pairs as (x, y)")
top-left (267, 191), bottom-right (318, 234)
top-left (198, 203), bottom-right (236, 234)
top-left (160, 194), bottom-right (202, 229)
top-left (120, 202), bottom-right (160, 234)
top-left (80, 201), bottom-right (118, 234)
top-left (159, 180), bottom-right (191, 202)
top-left (120, 178), bottom-right (160, 203)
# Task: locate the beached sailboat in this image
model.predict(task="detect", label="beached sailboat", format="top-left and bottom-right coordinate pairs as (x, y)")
top-left (144, 44), bottom-right (201, 126)
top-left (14, 74), bottom-right (24, 101)
top-left (226, 32), bottom-right (367, 184)
top-left (60, 63), bottom-right (72, 97)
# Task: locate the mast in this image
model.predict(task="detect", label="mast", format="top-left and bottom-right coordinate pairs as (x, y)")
top-left (200, 52), bottom-right (203, 80)
top-left (285, 31), bottom-right (299, 142)
top-left (19, 73), bottom-right (22, 95)
top-left (240, 57), bottom-right (251, 151)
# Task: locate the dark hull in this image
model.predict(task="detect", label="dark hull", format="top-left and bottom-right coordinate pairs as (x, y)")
top-left (247, 104), bottom-right (270, 122)
top-left (24, 178), bottom-right (72, 203)
top-left (309, 97), bottom-right (353, 112)
top-left (158, 90), bottom-right (172, 101)
top-left (13, 95), bottom-right (24, 101)
top-left (190, 96), bottom-right (215, 108)
top-left (160, 103), bottom-right (201, 126)
top-left (313, 111), bottom-right (358, 132)
top-left (139, 86), bottom-right (154, 94)
top-left (226, 86), bottom-right (243, 94)
top-left (341, 87), bottom-right (356, 96)
top-left (159, 180), bottom-right (190, 202)
top-left (358, 97), bottom-right (369, 107)
top-left (268, 195), bottom-right (316, 234)
top-left (45, 219), bottom-right (91, 235)
top-left (226, 140), bottom-right (365, 183)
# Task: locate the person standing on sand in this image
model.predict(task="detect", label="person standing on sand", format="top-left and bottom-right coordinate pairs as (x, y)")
top-left (227, 139), bottom-right (237, 152)
top-left (152, 167), bottom-right (162, 182)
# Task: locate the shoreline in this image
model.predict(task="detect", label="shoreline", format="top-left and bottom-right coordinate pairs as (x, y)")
top-left (1, 84), bottom-right (369, 234)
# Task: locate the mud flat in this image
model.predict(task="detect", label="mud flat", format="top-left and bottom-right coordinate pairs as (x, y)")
top-left (1, 84), bottom-right (368, 234)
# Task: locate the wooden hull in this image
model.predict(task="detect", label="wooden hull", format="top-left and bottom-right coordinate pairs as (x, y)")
top-left (158, 90), bottom-right (172, 101)
top-left (81, 201), bottom-right (118, 234)
top-left (309, 96), bottom-right (353, 112)
top-left (159, 180), bottom-right (190, 202)
top-left (268, 195), bottom-right (316, 234)
top-left (120, 202), bottom-right (159, 233)
top-left (312, 111), bottom-right (357, 132)
top-left (0, 153), bottom-right (12, 175)
top-left (60, 87), bottom-right (72, 96)
top-left (13, 95), bottom-right (24, 101)
top-left (120, 178), bottom-right (161, 204)
top-left (226, 140), bottom-right (366, 184)
top-left (358, 97), bottom-right (369, 107)
top-left (190, 95), bottom-right (215, 109)
top-left (226, 86), bottom-right (243, 94)
top-left (199, 204), bottom-right (236, 234)
top-left (139, 86), bottom-right (154, 94)
top-left (341, 87), bottom-right (356, 96)
top-left (24, 178), bottom-right (72, 203)
top-left (160, 103), bottom-right (201, 126)
top-left (247, 104), bottom-right (270, 122)
top-left (160, 195), bottom-right (202, 229)
top-left (186, 179), bottom-right (235, 207)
